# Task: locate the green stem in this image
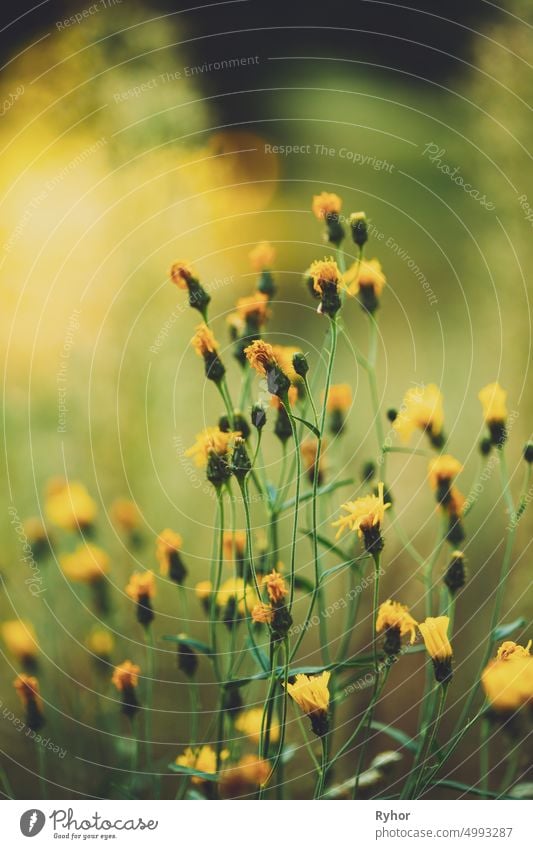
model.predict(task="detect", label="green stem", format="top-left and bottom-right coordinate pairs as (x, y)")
top-left (314, 733), bottom-right (330, 799)
top-left (37, 743), bottom-right (47, 800)
top-left (479, 717), bottom-right (491, 799)
top-left (411, 682), bottom-right (448, 798)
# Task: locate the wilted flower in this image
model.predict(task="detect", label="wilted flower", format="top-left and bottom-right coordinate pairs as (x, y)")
top-left (191, 323), bottom-right (226, 383)
top-left (244, 339), bottom-right (291, 398)
top-left (169, 260), bottom-right (210, 317)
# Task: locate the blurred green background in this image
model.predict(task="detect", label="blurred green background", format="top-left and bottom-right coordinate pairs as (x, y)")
top-left (0, 0), bottom-right (531, 798)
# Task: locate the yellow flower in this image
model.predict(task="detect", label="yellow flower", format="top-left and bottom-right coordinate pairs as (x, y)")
top-left (217, 577), bottom-right (257, 615)
top-left (169, 260), bottom-right (195, 289)
top-left (251, 603), bottom-right (274, 624)
top-left (45, 478), bottom-right (97, 531)
top-left (111, 660), bottom-right (140, 691)
top-left (332, 481), bottom-right (390, 544)
top-left (110, 499), bottom-right (141, 533)
top-left (185, 427), bottom-right (240, 467)
top-left (195, 580), bottom-right (212, 601)
top-left (14, 674), bottom-right (43, 712)
top-left (285, 672), bottom-right (331, 735)
top-left (419, 616), bottom-right (452, 661)
top-left (376, 600), bottom-right (417, 645)
top-left (419, 616), bottom-right (453, 684)
top-left (220, 754), bottom-right (271, 797)
top-left (86, 627), bottom-right (114, 659)
top-left (271, 345), bottom-right (302, 384)
top-left (60, 543), bottom-right (109, 583)
top-left (301, 438), bottom-right (326, 484)
top-left (496, 640), bottom-right (531, 661)
top-left (308, 258), bottom-right (340, 297)
top-left (428, 455), bottom-right (463, 489)
top-left (326, 384), bottom-right (352, 412)
top-left (312, 192), bottom-right (342, 220)
top-left (482, 643), bottom-right (533, 713)
top-left (263, 569), bottom-right (288, 604)
top-left (191, 323), bottom-right (218, 357)
top-left (156, 529), bottom-right (184, 577)
top-left (1, 620), bottom-right (39, 663)
top-left (478, 382), bottom-right (507, 423)
top-left (244, 339), bottom-right (277, 376)
top-left (223, 530), bottom-right (247, 561)
top-left (235, 708), bottom-right (280, 744)
top-left (23, 517), bottom-right (48, 545)
top-left (343, 257), bottom-right (386, 297)
top-left (175, 745), bottom-right (228, 785)
top-left (125, 570), bottom-right (156, 601)
top-left (236, 292), bottom-right (271, 325)
top-left (249, 241), bottom-right (276, 271)
top-left (393, 384), bottom-right (444, 445)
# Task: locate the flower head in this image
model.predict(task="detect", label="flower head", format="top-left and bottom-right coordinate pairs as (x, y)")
top-left (86, 627), bottom-right (114, 659)
top-left (308, 258), bottom-right (342, 316)
top-left (220, 755), bottom-right (271, 798)
top-left (217, 577), bottom-right (257, 616)
top-left (156, 529), bottom-right (187, 583)
top-left (60, 543), bottom-right (109, 583)
top-left (312, 192), bottom-right (342, 220)
top-left (235, 708), bottom-right (280, 744)
top-left (479, 382), bottom-right (507, 424)
top-left (496, 640), bottom-right (531, 661)
top-left (482, 642), bottom-right (533, 713)
top-left (195, 580), bottom-right (212, 601)
top-left (326, 384), bottom-right (352, 413)
top-left (223, 530), bottom-right (247, 561)
top-left (236, 292), bottom-right (271, 327)
top-left (249, 241), bottom-right (276, 272)
top-left (169, 260), bottom-right (195, 289)
top-left (332, 482), bottom-right (390, 553)
top-left (285, 671), bottom-right (331, 736)
top-left (376, 600), bottom-right (417, 650)
top-left (125, 570), bottom-right (156, 602)
top-left (110, 499), bottom-right (141, 533)
top-left (111, 660), bottom-right (140, 691)
top-left (191, 323), bottom-right (218, 357)
top-left (175, 745), bottom-right (228, 785)
top-left (393, 384), bottom-right (444, 446)
top-left (301, 438), bottom-right (326, 485)
top-left (14, 674), bottom-right (43, 713)
top-left (244, 339), bottom-right (277, 376)
top-left (45, 478), bottom-right (97, 531)
top-left (419, 616), bottom-right (452, 684)
top-left (344, 258), bottom-right (387, 309)
top-left (251, 602), bottom-right (274, 624)
top-left (271, 345), bottom-right (302, 384)
top-left (2, 620), bottom-right (39, 665)
top-left (185, 427), bottom-right (240, 467)
top-left (428, 455), bottom-right (463, 490)
top-left (263, 569), bottom-right (288, 604)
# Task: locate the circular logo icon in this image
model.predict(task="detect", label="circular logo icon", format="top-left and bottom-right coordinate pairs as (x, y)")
top-left (20, 810), bottom-right (46, 837)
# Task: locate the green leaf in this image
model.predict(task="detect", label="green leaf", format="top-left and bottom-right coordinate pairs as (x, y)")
top-left (431, 779), bottom-right (516, 800)
top-left (168, 763), bottom-right (219, 782)
top-left (161, 635), bottom-right (212, 655)
top-left (509, 783), bottom-right (533, 800)
top-left (290, 414), bottom-right (320, 438)
top-left (493, 617), bottom-right (526, 641)
top-left (370, 720), bottom-right (419, 753)
top-left (279, 478), bottom-right (354, 512)
top-left (320, 558), bottom-right (367, 583)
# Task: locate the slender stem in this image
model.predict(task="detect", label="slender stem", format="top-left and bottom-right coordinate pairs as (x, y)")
top-left (371, 553), bottom-right (381, 674)
top-left (217, 378), bottom-right (234, 428)
top-left (479, 717), bottom-right (491, 798)
top-left (37, 743), bottom-right (47, 800)
top-left (0, 765), bottom-right (14, 799)
top-left (411, 683), bottom-right (448, 798)
top-left (296, 713), bottom-right (321, 770)
top-left (314, 734), bottom-right (329, 799)
top-left (285, 404), bottom-right (303, 612)
top-left (209, 491), bottom-right (225, 682)
top-left (189, 679), bottom-right (200, 747)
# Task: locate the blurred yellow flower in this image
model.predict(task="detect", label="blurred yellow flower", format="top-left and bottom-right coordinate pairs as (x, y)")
top-left (110, 499), bottom-right (141, 533)
top-left (169, 260), bottom-right (195, 289)
top-left (428, 455), bottom-right (463, 490)
top-left (86, 627), bottom-right (114, 659)
top-left (223, 530), bottom-right (247, 561)
top-left (175, 745), bottom-right (228, 785)
top-left (249, 241), bottom-right (276, 271)
top-left (191, 323), bottom-right (218, 357)
top-left (343, 257), bottom-right (386, 297)
top-left (312, 192), bottom-right (342, 220)
top-left (326, 384), bottom-right (352, 412)
top-left (45, 478), bottom-right (97, 531)
top-left (393, 384), bottom-right (444, 445)
top-left (1, 620), bottom-right (39, 664)
top-left (235, 707), bottom-right (280, 744)
top-left (478, 382), bottom-right (507, 423)
top-left (125, 570), bottom-right (156, 601)
top-left (482, 643), bottom-right (533, 713)
top-left (111, 660), bottom-right (140, 691)
top-left (60, 543), bottom-right (109, 583)
top-left (217, 577), bottom-right (257, 615)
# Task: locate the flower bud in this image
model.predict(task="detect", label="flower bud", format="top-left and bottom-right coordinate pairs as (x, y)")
top-left (292, 352), bottom-right (309, 378)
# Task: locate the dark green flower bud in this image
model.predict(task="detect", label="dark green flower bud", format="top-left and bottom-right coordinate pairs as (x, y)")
top-left (251, 403), bottom-right (267, 431)
top-left (292, 352), bottom-right (309, 378)
top-left (523, 441), bottom-right (533, 463)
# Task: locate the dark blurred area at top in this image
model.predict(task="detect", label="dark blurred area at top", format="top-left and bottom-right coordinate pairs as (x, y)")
top-left (2, 0), bottom-right (500, 122)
